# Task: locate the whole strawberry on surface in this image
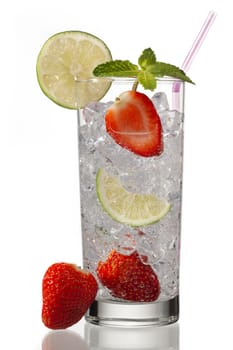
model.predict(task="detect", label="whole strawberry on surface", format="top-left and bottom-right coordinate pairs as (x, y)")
top-left (42, 262), bottom-right (98, 329)
top-left (97, 250), bottom-right (160, 302)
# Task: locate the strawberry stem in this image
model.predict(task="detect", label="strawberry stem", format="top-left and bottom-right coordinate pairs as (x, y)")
top-left (132, 80), bottom-right (139, 91)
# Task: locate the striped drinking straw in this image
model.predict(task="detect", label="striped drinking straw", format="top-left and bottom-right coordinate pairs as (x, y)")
top-left (172, 11), bottom-right (217, 109)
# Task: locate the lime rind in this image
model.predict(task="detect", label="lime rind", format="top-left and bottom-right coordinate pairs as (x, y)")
top-left (36, 31), bottom-right (112, 109)
top-left (96, 168), bottom-right (171, 227)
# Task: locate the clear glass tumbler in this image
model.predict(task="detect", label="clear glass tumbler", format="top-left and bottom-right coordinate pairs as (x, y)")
top-left (77, 77), bottom-right (185, 326)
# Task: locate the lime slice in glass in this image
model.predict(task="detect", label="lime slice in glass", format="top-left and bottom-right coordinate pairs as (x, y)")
top-left (96, 168), bottom-right (171, 227)
top-left (36, 31), bottom-right (112, 109)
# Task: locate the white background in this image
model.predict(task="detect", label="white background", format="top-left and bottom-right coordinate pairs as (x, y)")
top-left (1, 1), bottom-right (233, 349)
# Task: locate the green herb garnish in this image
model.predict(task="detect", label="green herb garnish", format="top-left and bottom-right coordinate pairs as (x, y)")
top-left (93, 48), bottom-right (194, 91)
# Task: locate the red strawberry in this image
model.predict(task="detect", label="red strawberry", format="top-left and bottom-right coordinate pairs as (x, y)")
top-left (97, 250), bottom-right (160, 302)
top-left (42, 262), bottom-right (98, 329)
top-left (105, 91), bottom-right (163, 157)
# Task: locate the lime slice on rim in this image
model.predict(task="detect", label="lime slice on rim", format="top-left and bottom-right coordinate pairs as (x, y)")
top-left (36, 31), bottom-right (112, 109)
top-left (96, 168), bottom-right (171, 227)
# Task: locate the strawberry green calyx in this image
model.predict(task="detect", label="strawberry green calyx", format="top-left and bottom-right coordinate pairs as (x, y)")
top-left (93, 48), bottom-right (194, 91)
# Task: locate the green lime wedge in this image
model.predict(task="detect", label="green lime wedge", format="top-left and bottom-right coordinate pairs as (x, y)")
top-left (36, 31), bottom-right (112, 109)
top-left (96, 168), bottom-right (171, 227)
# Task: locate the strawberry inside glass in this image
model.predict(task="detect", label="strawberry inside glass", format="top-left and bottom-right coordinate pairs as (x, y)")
top-left (105, 90), bottom-right (163, 157)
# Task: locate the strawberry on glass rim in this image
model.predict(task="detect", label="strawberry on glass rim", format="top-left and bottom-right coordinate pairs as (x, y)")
top-left (94, 48), bottom-right (194, 157)
top-left (105, 90), bottom-right (163, 157)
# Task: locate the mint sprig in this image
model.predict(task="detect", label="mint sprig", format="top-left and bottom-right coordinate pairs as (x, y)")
top-left (93, 48), bottom-right (194, 91)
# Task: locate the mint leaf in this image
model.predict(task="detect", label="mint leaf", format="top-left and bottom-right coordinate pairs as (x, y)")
top-left (147, 62), bottom-right (194, 84)
top-left (93, 48), bottom-right (195, 91)
top-left (138, 48), bottom-right (156, 70)
top-left (93, 60), bottom-right (139, 77)
top-left (137, 71), bottom-right (157, 91)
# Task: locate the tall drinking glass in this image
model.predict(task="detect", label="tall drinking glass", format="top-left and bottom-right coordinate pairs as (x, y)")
top-left (77, 77), bottom-right (184, 326)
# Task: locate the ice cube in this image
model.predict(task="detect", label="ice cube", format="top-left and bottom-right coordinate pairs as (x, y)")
top-left (161, 110), bottom-right (183, 135)
top-left (83, 101), bottom-right (112, 124)
top-left (79, 102), bottom-right (108, 153)
top-left (136, 231), bottom-right (164, 265)
top-left (116, 231), bottom-right (137, 255)
top-left (152, 92), bottom-right (169, 112)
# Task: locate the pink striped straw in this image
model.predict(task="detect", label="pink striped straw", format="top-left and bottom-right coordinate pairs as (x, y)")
top-left (173, 11), bottom-right (217, 95)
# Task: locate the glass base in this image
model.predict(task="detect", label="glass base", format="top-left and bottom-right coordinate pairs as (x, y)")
top-left (85, 295), bottom-right (179, 326)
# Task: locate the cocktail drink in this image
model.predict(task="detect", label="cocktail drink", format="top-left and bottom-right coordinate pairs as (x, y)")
top-left (36, 30), bottom-right (198, 329)
top-left (36, 16), bottom-right (216, 327)
top-left (77, 77), bottom-right (184, 326)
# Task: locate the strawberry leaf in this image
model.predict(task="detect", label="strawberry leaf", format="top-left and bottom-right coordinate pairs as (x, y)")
top-left (93, 60), bottom-right (139, 77)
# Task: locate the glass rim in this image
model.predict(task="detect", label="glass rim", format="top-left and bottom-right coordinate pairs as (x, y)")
top-left (75, 76), bottom-right (185, 84)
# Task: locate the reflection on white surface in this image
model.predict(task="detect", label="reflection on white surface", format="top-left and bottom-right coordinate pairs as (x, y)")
top-left (85, 322), bottom-right (179, 350)
top-left (42, 329), bottom-right (89, 350)
top-left (41, 321), bottom-right (179, 350)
